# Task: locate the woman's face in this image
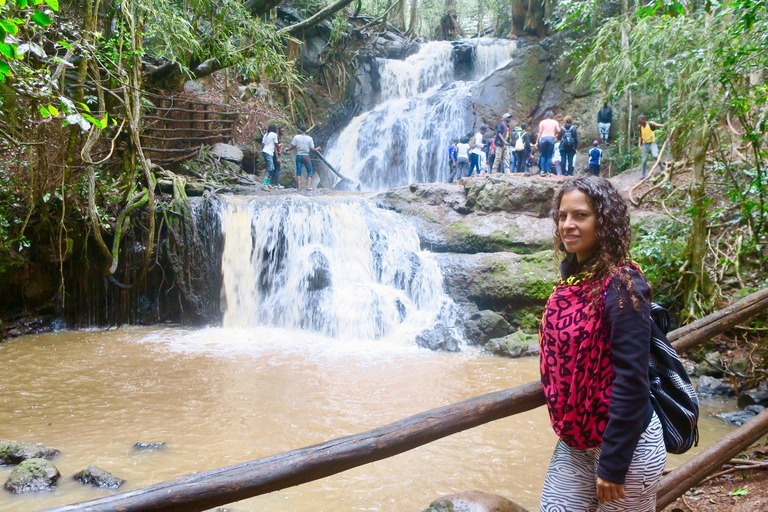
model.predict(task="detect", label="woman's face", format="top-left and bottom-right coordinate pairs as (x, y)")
top-left (558, 190), bottom-right (598, 262)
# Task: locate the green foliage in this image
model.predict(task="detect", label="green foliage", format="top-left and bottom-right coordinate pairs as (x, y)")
top-left (632, 219), bottom-right (688, 306)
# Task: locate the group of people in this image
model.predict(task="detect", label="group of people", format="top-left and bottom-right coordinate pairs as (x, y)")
top-left (447, 102), bottom-right (671, 182)
top-left (448, 111), bottom-right (591, 181)
top-left (260, 124), bottom-right (322, 191)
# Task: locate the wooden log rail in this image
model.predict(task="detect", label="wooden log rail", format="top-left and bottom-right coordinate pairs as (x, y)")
top-left (43, 287), bottom-right (768, 512)
top-left (140, 92), bottom-right (241, 165)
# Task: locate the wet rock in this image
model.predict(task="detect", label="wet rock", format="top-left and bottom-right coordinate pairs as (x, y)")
top-left (745, 405), bottom-right (766, 415)
top-left (4, 458), bottom-right (60, 493)
top-left (737, 383), bottom-right (768, 408)
top-left (307, 251), bottom-right (332, 291)
top-left (425, 490), bottom-right (530, 512)
top-left (133, 442), bottom-right (166, 451)
top-left (236, 144), bottom-right (256, 174)
top-left (0, 440), bottom-right (59, 465)
top-left (210, 143), bottom-right (244, 164)
top-left (695, 351), bottom-right (724, 377)
top-left (716, 410), bottom-right (757, 426)
top-left (680, 358), bottom-right (697, 377)
top-left (73, 465), bottom-right (124, 489)
top-left (486, 331), bottom-right (539, 358)
top-left (416, 325), bottom-right (461, 353)
top-left (697, 376), bottom-right (734, 397)
top-left (462, 310), bottom-right (510, 346)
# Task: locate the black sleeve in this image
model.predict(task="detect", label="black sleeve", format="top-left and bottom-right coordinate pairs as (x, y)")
top-left (597, 269), bottom-right (653, 485)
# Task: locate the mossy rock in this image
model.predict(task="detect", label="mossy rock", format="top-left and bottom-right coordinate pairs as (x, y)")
top-left (470, 251), bottom-right (557, 303)
top-left (425, 490), bottom-right (530, 512)
top-left (4, 458), bottom-right (60, 493)
top-left (0, 440), bottom-right (59, 466)
top-left (73, 465), bottom-right (125, 489)
top-left (487, 330), bottom-right (540, 358)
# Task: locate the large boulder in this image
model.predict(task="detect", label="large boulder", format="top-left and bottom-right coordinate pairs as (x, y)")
top-left (0, 440), bottom-right (59, 465)
top-left (487, 330), bottom-right (539, 358)
top-left (462, 310), bottom-right (510, 346)
top-left (424, 490), bottom-right (530, 512)
top-left (73, 465), bottom-right (124, 489)
top-left (210, 143), bottom-right (244, 164)
top-left (437, 251), bottom-right (557, 310)
top-left (697, 375), bottom-right (734, 397)
top-left (4, 458), bottom-right (60, 493)
top-left (416, 324), bottom-right (461, 352)
top-left (376, 176), bottom-right (558, 254)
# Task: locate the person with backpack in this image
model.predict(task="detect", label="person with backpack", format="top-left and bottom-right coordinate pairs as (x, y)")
top-left (588, 140), bottom-right (603, 176)
top-left (468, 126), bottom-right (487, 176)
top-left (512, 123), bottom-right (531, 174)
top-left (491, 113), bottom-right (511, 173)
top-left (536, 111), bottom-right (561, 175)
top-left (598, 102), bottom-right (613, 145)
top-left (638, 114), bottom-right (666, 179)
top-left (559, 115), bottom-right (578, 176)
top-left (539, 176), bottom-right (667, 511)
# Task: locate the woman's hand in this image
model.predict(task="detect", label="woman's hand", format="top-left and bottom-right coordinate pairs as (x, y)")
top-left (596, 477), bottom-right (626, 504)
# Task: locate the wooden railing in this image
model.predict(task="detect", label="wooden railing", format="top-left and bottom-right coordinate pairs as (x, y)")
top-left (140, 92), bottom-right (240, 165)
top-left (44, 287), bottom-right (768, 512)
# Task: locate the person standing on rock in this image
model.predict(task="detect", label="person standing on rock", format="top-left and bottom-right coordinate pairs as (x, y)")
top-left (268, 126), bottom-right (284, 189)
top-left (469, 126), bottom-right (487, 176)
top-left (588, 140), bottom-right (603, 176)
top-left (536, 112), bottom-right (561, 176)
top-left (456, 136), bottom-right (471, 179)
top-left (539, 176), bottom-right (666, 512)
top-left (261, 124), bottom-right (278, 187)
top-left (559, 116), bottom-right (578, 176)
top-left (447, 139), bottom-right (459, 183)
top-left (598, 102), bottom-right (613, 145)
top-left (512, 123), bottom-right (531, 174)
top-left (637, 114), bottom-right (666, 179)
top-left (288, 125), bottom-right (322, 191)
top-left (491, 113), bottom-right (511, 173)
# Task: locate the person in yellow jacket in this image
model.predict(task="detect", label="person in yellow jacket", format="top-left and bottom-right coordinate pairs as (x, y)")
top-left (637, 115), bottom-right (666, 178)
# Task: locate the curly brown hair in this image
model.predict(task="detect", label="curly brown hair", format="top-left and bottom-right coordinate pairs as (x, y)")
top-left (551, 176), bottom-right (638, 305)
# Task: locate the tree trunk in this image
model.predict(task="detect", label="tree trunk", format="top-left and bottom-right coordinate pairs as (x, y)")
top-left (394, 0), bottom-right (406, 31)
top-left (509, 0), bottom-right (525, 36)
top-left (437, 0), bottom-right (463, 40)
top-left (243, 0), bottom-right (283, 16)
top-left (477, 0), bottom-right (484, 36)
top-left (683, 123), bottom-right (711, 320)
top-left (407, 0), bottom-right (419, 35)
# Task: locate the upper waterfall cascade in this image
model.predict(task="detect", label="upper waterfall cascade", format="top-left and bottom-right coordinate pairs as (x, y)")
top-left (220, 196), bottom-right (455, 342)
top-left (325, 39), bottom-right (516, 191)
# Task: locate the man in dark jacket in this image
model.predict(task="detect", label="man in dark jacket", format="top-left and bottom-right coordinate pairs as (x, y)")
top-left (491, 113), bottom-right (511, 173)
top-left (598, 102), bottom-right (612, 145)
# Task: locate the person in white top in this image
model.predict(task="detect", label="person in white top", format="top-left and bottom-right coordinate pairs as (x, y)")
top-left (287, 125), bottom-right (322, 191)
top-left (261, 125), bottom-right (278, 185)
top-left (456, 136), bottom-right (471, 178)
top-left (468, 126), bottom-right (487, 177)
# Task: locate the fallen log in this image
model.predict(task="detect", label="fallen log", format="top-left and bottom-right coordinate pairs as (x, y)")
top-left (656, 409), bottom-right (768, 510)
top-left (42, 382), bottom-right (546, 512)
top-left (669, 286), bottom-right (768, 353)
top-left (313, 151), bottom-right (355, 185)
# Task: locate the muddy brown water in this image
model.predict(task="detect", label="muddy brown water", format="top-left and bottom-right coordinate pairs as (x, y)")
top-left (1, 327), bottom-right (736, 511)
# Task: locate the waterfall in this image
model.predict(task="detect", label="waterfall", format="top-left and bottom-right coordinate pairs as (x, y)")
top-left (325, 39), bottom-right (516, 191)
top-left (220, 196), bottom-right (455, 342)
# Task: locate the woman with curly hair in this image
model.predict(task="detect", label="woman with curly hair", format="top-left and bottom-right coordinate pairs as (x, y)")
top-left (539, 176), bottom-right (666, 511)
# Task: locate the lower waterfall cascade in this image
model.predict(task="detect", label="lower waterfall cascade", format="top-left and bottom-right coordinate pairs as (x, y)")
top-left (220, 195), bottom-right (456, 342)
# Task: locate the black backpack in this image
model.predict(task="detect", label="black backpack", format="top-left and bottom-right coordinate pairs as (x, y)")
top-left (561, 126), bottom-right (575, 151)
top-left (649, 303), bottom-right (700, 454)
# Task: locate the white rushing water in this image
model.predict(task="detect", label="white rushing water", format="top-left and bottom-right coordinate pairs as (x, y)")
top-left (220, 196), bottom-right (455, 342)
top-left (325, 38), bottom-right (516, 191)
